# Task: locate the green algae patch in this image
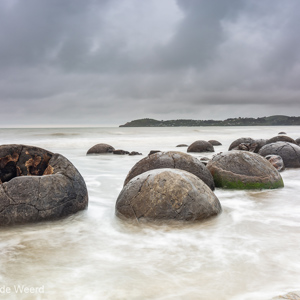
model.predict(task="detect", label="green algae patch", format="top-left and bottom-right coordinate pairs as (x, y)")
top-left (213, 172), bottom-right (284, 190)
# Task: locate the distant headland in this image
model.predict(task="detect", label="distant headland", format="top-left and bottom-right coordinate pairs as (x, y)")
top-left (119, 115), bottom-right (300, 127)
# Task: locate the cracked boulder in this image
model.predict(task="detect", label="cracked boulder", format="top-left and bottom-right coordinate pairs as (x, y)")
top-left (123, 151), bottom-right (215, 190)
top-left (259, 142), bottom-right (300, 168)
top-left (187, 140), bottom-right (214, 153)
top-left (207, 151), bottom-right (284, 189)
top-left (86, 143), bottom-right (115, 154)
top-left (0, 144), bottom-right (88, 226)
top-left (116, 169), bottom-right (222, 222)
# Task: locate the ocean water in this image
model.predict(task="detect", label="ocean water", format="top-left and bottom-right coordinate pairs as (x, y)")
top-left (0, 126), bottom-right (299, 300)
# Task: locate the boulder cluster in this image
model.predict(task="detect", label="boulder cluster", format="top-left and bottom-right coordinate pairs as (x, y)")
top-left (87, 143), bottom-right (142, 156)
top-left (116, 132), bottom-right (300, 223)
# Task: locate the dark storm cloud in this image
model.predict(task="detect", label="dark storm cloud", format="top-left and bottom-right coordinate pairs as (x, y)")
top-left (0, 0), bottom-right (300, 126)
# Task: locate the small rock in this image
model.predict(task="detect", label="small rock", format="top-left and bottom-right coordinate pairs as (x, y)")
top-left (113, 149), bottom-right (129, 155)
top-left (176, 144), bottom-right (188, 147)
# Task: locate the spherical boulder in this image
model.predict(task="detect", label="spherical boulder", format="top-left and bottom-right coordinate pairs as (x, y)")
top-left (265, 155), bottom-right (285, 172)
top-left (0, 144), bottom-right (88, 226)
top-left (207, 151), bottom-right (284, 189)
top-left (123, 151), bottom-right (215, 190)
top-left (86, 143), bottom-right (115, 155)
top-left (259, 142), bottom-right (300, 168)
top-left (116, 169), bottom-right (222, 222)
top-left (295, 137), bottom-right (300, 145)
top-left (266, 135), bottom-right (296, 145)
top-left (208, 140), bottom-right (222, 146)
top-left (187, 140), bottom-right (214, 153)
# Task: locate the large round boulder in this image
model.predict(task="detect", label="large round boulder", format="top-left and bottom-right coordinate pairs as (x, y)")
top-left (266, 135), bottom-right (296, 145)
top-left (207, 151), bottom-right (284, 189)
top-left (187, 140), bottom-right (214, 153)
top-left (86, 143), bottom-right (115, 154)
top-left (295, 137), bottom-right (300, 145)
top-left (116, 169), bottom-right (222, 222)
top-left (123, 151), bottom-right (215, 190)
top-left (259, 142), bottom-right (300, 168)
top-left (0, 144), bottom-right (88, 226)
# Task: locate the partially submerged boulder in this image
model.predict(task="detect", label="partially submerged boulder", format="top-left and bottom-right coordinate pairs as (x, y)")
top-left (266, 135), bottom-right (296, 145)
top-left (124, 151), bottom-right (215, 190)
top-left (207, 151), bottom-right (284, 189)
top-left (116, 169), bottom-right (222, 222)
top-left (208, 140), bottom-right (222, 146)
top-left (228, 137), bottom-right (256, 151)
top-left (176, 144), bottom-right (188, 147)
top-left (187, 140), bottom-right (214, 153)
top-left (0, 144), bottom-right (88, 226)
top-left (259, 142), bottom-right (300, 168)
top-left (265, 155), bottom-right (285, 172)
top-left (86, 143), bottom-right (115, 154)
top-left (113, 149), bottom-right (129, 155)
top-left (232, 142), bottom-right (257, 152)
top-left (229, 137), bottom-right (266, 153)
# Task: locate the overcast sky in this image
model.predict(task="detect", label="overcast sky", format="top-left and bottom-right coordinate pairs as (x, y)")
top-left (1, 0), bottom-right (300, 126)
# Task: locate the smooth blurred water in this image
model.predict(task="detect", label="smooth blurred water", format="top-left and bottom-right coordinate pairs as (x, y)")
top-left (0, 126), bottom-right (299, 300)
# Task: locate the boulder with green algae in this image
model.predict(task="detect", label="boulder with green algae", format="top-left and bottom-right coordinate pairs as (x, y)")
top-left (207, 151), bottom-right (284, 189)
top-left (116, 169), bottom-right (221, 222)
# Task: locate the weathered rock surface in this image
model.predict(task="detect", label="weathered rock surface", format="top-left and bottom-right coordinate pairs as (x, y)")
top-left (271, 291), bottom-right (300, 299)
top-left (228, 137), bottom-right (256, 151)
top-left (266, 136), bottom-right (296, 145)
top-left (116, 169), bottom-right (222, 222)
top-left (187, 140), bottom-right (214, 153)
top-left (265, 155), bottom-right (285, 172)
top-left (176, 144), bottom-right (188, 147)
top-left (86, 143), bottom-right (115, 154)
top-left (254, 139), bottom-right (267, 152)
top-left (129, 151), bottom-right (142, 156)
top-left (229, 137), bottom-right (266, 153)
top-left (124, 151), bottom-right (215, 190)
top-left (113, 149), bottom-right (129, 155)
top-left (259, 142), bottom-right (300, 168)
top-left (208, 140), bottom-right (222, 146)
top-left (207, 151), bottom-right (284, 189)
top-left (232, 142), bottom-right (258, 152)
top-left (0, 144), bottom-right (88, 226)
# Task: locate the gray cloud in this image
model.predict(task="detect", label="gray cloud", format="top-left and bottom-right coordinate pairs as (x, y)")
top-left (0, 0), bottom-right (300, 126)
